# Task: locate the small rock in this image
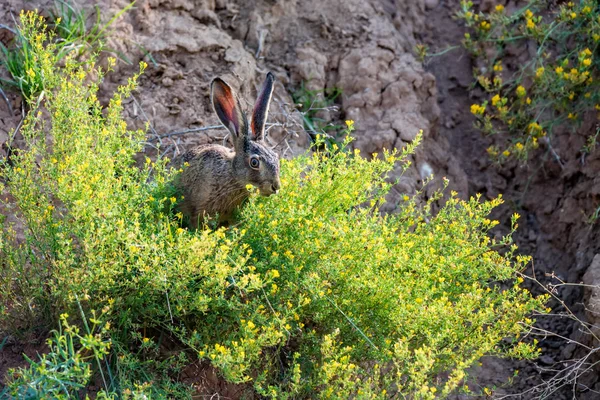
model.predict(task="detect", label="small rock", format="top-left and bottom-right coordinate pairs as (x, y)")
top-left (168, 104), bottom-right (182, 115)
top-left (444, 119), bottom-right (455, 129)
top-left (424, 0), bottom-right (439, 10)
top-left (224, 47), bottom-right (243, 63)
top-left (528, 229), bottom-right (537, 242)
top-left (539, 355), bottom-right (555, 365)
top-left (561, 343), bottom-right (576, 359)
top-left (191, 9), bottom-right (221, 28)
top-left (582, 254), bottom-right (600, 335)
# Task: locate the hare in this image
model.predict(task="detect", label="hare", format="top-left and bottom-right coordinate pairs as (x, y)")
top-left (175, 72), bottom-right (281, 227)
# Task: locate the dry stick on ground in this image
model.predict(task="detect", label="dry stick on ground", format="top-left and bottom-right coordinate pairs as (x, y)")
top-left (503, 268), bottom-right (600, 399)
top-left (255, 29), bottom-right (267, 59)
top-left (0, 87), bottom-right (13, 116)
top-left (128, 95), bottom-right (185, 165)
top-left (495, 350), bottom-right (600, 399)
top-left (152, 125), bottom-right (225, 141)
top-left (131, 95), bottom-right (159, 138)
top-left (130, 91), bottom-right (337, 161)
top-left (541, 272), bottom-right (600, 344)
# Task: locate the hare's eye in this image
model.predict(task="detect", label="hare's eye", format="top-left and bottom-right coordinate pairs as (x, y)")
top-left (250, 156), bottom-right (260, 169)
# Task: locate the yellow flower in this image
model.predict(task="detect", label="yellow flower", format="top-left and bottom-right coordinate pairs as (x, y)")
top-left (491, 94), bottom-right (501, 106)
top-left (525, 9), bottom-right (533, 19)
top-left (526, 19), bottom-right (535, 29)
top-left (345, 119), bottom-right (354, 127)
top-left (493, 63), bottom-right (503, 72)
top-left (480, 21), bottom-right (491, 30)
top-left (502, 150), bottom-right (510, 157)
top-left (270, 269), bottom-right (280, 278)
top-left (570, 12), bottom-right (577, 20)
top-left (247, 321), bottom-right (256, 329)
top-left (515, 143), bottom-right (524, 151)
top-left (516, 86), bottom-right (526, 97)
top-left (568, 113), bottom-right (577, 119)
top-left (495, 5), bottom-right (504, 12)
top-left (583, 48), bottom-right (592, 57)
top-left (526, 97), bottom-right (532, 105)
top-left (583, 59), bottom-right (592, 67)
top-left (535, 66), bottom-right (545, 78)
top-left (470, 104), bottom-right (485, 115)
top-left (555, 66), bottom-right (563, 74)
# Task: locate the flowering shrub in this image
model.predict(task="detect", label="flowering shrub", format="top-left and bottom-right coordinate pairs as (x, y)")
top-left (458, 1), bottom-right (600, 162)
top-left (1, 11), bottom-right (547, 399)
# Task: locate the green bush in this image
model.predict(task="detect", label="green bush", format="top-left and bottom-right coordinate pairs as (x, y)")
top-left (458, 0), bottom-right (600, 162)
top-left (0, 5), bottom-right (133, 101)
top-left (1, 11), bottom-right (547, 398)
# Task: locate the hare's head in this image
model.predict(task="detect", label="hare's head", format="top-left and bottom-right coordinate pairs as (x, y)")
top-left (211, 73), bottom-right (281, 196)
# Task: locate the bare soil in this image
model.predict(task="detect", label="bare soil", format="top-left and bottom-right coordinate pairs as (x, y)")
top-left (421, 0), bottom-right (600, 398)
top-left (1, 0), bottom-right (600, 397)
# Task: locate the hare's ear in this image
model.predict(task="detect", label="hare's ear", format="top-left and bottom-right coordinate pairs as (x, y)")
top-left (211, 78), bottom-right (249, 149)
top-left (251, 72), bottom-right (275, 141)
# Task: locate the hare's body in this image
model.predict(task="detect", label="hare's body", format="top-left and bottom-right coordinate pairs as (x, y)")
top-left (175, 73), bottom-right (280, 227)
top-left (177, 145), bottom-right (247, 224)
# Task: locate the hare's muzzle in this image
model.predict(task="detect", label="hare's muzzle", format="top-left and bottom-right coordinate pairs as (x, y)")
top-left (271, 179), bottom-right (280, 194)
top-left (259, 179), bottom-right (280, 196)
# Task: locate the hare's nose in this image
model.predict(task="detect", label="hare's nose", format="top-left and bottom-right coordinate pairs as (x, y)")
top-left (272, 181), bottom-right (280, 193)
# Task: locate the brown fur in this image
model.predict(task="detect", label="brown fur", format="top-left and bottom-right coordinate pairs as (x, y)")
top-left (174, 73), bottom-right (280, 228)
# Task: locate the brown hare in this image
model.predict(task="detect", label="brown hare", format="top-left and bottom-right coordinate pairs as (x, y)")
top-left (175, 72), bottom-right (281, 228)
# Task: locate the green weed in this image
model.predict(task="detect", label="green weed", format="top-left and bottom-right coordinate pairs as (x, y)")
top-left (2, 311), bottom-right (111, 399)
top-left (292, 81), bottom-right (344, 147)
top-left (49, 0), bottom-right (134, 63)
top-left (0, 2), bottom-right (134, 101)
